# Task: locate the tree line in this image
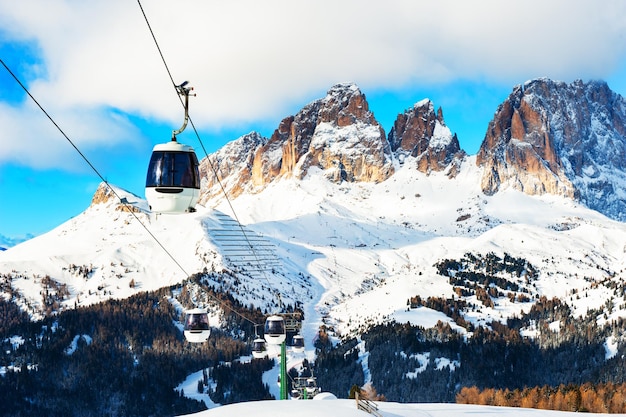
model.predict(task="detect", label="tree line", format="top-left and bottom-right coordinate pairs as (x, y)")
top-left (311, 293), bottom-right (625, 405)
top-left (457, 382), bottom-right (626, 413)
top-left (0, 274), bottom-right (275, 417)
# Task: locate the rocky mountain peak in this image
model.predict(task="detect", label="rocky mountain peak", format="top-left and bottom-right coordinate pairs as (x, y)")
top-left (202, 83), bottom-right (395, 201)
top-left (388, 99), bottom-right (465, 176)
top-left (90, 182), bottom-right (142, 213)
top-left (476, 78), bottom-right (626, 221)
top-left (91, 182), bottom-right (117, 206)
top-left (199, 132), bottom-right (266, 203)
top-left (318, 82), bottom-right (377, 127)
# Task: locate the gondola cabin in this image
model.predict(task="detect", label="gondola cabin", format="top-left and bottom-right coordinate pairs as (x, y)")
top-left (251, 337), bottom-right (268, 359)
top-left (290, 388), bottom-right (301, 399)
top-left (145, 139), bottom-right (200, 214)
top-left (292, 334), bottom-right (305, 352)
top-left (183, 308), bottom-right (210, 343)
top-left (264, 315), bottom-right (286, 345)
top-left (305, 377), bottom-right (320, 397)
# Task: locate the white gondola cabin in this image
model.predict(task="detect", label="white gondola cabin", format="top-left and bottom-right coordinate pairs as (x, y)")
top-left (251, 337), bottom-right (268, 359)
top-left (183, 308), bottom-right (210, 343)
top-left (264, 315), bottom-right (286, 345)
top-left (145, 140), bottom-right (200, 213)
top-left (145, 81), bottom-right (200, 214)
top-left (292, 334), bottom-right (305, 352)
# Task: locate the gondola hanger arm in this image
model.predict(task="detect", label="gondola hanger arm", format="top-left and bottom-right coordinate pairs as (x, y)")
top-left (172, 81), bottom-right (195, 141)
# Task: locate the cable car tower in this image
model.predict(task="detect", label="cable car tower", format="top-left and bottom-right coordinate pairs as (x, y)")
top-left (145, 81), bottom-right (201, 214)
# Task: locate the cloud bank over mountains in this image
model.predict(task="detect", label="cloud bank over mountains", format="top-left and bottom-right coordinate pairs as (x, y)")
top-left (2, 0), bottom-right (626, 170)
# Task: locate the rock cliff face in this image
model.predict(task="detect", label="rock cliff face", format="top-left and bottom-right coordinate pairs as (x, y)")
top-left (388, 99), bottom-right (465, 176)
top-left (200, 84), bottom-right (398, 202)
top-left (90, 183), bottom-right (141, 212)
top-left (199, 132), bottom-right (266, 202)
top-left (199, 79), bottom-right (626, 223)
top-left (252, 83), bottom-right (394, 185)
top-left (477, 78), bottom-right (626, 221)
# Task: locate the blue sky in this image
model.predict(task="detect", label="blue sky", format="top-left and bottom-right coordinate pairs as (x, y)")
top-left (2, 0), bottom-right (626, 240)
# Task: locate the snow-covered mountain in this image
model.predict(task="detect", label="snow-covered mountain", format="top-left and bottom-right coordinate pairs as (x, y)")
top-left (388, 98), bottom-right (465, 175)
top-left (4, 78), bottom-right (626, 414)
top-left (477, 78), bottom-right (626, 221)
top-left (1, 157), bottom-right (625, 340)
top-left (203, 80), bottom-right (626, 223)
top-left (2, 78), bottom-right (626, 339)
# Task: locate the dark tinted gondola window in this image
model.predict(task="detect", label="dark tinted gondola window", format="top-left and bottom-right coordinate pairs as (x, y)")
top-left (146, 151), bottom-right (200, 188)
top-left (265, 319), bottom-right (285, 334)
top-left (185, 313), bottom-right (209, 331)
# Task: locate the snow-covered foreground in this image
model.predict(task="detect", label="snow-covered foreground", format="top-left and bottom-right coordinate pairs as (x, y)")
top-left (186, 398), bottom-right (621, 417)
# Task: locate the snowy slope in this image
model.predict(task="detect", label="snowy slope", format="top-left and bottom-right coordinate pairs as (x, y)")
top-left (211, 156), bottom-right (626, 339)
top-left (190, 397), bottom-right (618, 417)
top-left (1, 156), bottom-right (626, 340)
top-left (2, 152), bottom-right (626, 415)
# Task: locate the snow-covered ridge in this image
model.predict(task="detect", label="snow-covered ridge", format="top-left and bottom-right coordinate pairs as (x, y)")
top-left (199, 79), bottom-right (626, 225)
top-left (5, 151), bottom-right (624, 338)
top-left (478, 78), bottom-right (626, 222)
top-left (2, 80), bottom-right (626, 344)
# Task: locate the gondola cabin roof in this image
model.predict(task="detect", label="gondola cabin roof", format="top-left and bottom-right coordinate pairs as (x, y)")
top-left (185, 307), bottom-right (208, 316)
top-left (151, 140), bottom-right (196, 153)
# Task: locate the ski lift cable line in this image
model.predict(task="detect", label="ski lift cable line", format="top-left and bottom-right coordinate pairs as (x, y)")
top-left (0, 58), bottom-right (259, 329)
top-left (137, 0), bottom-right (285, 312)
top-left (0, 57), bottom-right (191, 283)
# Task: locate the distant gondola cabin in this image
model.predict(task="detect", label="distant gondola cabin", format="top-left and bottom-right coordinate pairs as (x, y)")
top-left (183, 308), bottom-right (210, 343)
top-left (292, 334), bottom-right (305, 352)
top-left (252, 338), bottom-right (268, 359)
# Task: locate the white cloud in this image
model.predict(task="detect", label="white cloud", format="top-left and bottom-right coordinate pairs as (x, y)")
top-left (2, 0), bottom-right (626, 169)
top-left (0, 100), bottom-right (141, 170)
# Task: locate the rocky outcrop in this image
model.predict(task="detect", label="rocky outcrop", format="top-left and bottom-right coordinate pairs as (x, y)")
top-left (91, 183), bottom-right (117, 205)
top-left (90, 183), bottom-right (142, 212)
top-left (199, 132), bottom-right (266, 202)
top-left (388, 99), bottom-right (465, 176)
top-left (476, 78), bottom-right (626, 221)
top-left (251, 83), bottom-right (395, 188)
top-left (199, 84), bottom-right (401, 203)
top-left (262, 83), bottom-right (393, 184)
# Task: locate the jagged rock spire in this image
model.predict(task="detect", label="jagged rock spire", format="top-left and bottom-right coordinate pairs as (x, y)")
top-left (388, 99), bottom-right (465, 176)
top-left (476, 78), bottom-right (626, 221)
